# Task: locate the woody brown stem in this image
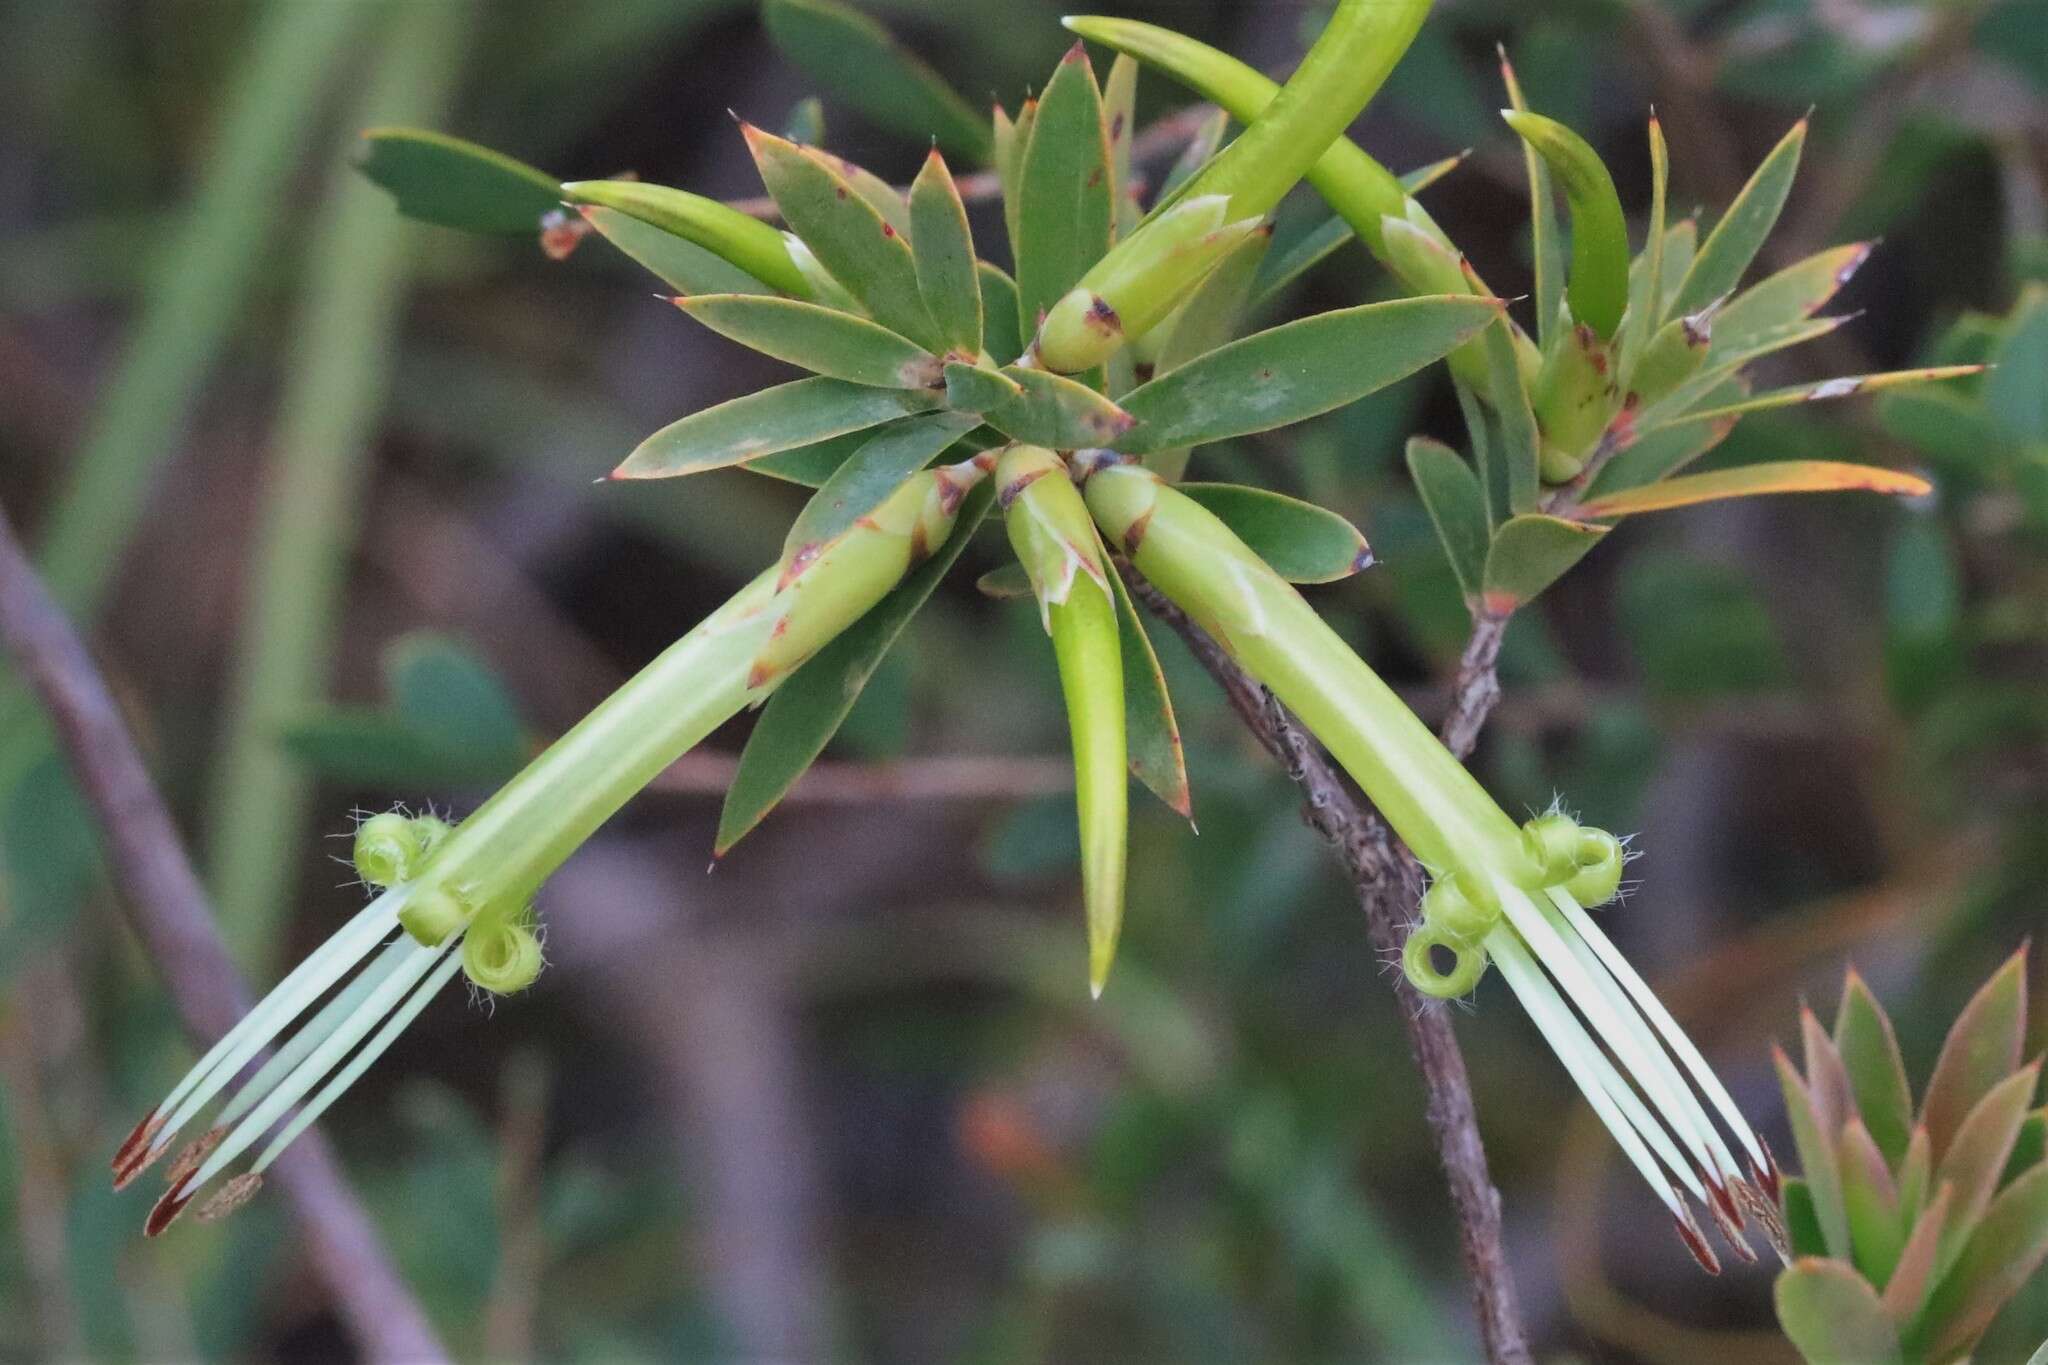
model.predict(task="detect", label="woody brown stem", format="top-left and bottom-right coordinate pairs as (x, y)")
top-left (1124, 564), bottom-right (1532, 1365)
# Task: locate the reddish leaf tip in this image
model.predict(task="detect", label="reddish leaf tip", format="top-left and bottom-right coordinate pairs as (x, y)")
top-left (1061, 39), bottom-right (1086, 62)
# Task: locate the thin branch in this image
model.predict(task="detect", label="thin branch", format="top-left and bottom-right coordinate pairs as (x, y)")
top-left (0, 497), bottom-right (447, 1365)
top-left (1125, 566), bottom-right (1534, 1365)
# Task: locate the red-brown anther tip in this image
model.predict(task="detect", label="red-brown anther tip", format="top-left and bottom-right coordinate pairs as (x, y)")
top-left (163, 1129), bottom-right (224, 1190)
top-left (1752, 1139), bottom-right (1784, 1203)
top-left (1674, 1211), bottom-right (1723, 1275)
top-left (145, 1180), bottom-right (196, 1238)
top-left (195, 1173), bottom-right (263, 1224)
top-left (113, 1112), bottom-right (166, 1185)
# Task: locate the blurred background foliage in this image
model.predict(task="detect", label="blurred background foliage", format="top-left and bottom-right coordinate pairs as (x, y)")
top-left (1, 0), bottom-right (2045, 1359)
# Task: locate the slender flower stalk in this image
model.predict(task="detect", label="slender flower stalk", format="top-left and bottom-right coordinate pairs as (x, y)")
top-left (116, 463), bottom-right (985, 1232)
top-left (1082, 459), bottom-right (1785, 1269)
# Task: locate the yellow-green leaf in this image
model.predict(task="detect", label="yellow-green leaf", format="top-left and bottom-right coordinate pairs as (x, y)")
top-left (761, 0), bottom-right (993, 164)
top-left (1502, 111), bottom-right (1629, 340)
top-left (1408, 436), bottom-right (1490, 602)
top-left (580, 205), bottom-right (774, 295)
top-left (676, 294), bottom-right (941, 389)
top-left (1577, 461), bottom-right (1932, 519)
top-left (355, 127), bottom-right (561, 235)
top-left (615, 378), bottom-right (940, 480)
top-left (909, 150), bottom-right (981, 355)
top-left (1015, 43), bottom-right (1115, 334)
top-left (1671, 119), bottom-right (1806, 317)
top-left (983, 367), bottom-right (1136, 448)
top-left (1479, 514), bottom-right (1607, 613)
top-left (1177, 482), bottom-right (1372, 584)
top-left (564, 178), bottom-right (810, 297)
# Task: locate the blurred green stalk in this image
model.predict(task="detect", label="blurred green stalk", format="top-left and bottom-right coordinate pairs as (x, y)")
top-left (206, 1), bottom-right (477, 970)
top-left (0, 0), bottom-right (372, 796)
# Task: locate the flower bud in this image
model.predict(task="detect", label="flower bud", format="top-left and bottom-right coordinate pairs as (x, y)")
top-left (1532, 321), bottom-right (1620, 483)
top-left (1403, 925), bottom-right (1489, 999)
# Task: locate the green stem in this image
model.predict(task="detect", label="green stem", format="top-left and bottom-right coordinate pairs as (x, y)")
top-left (206, 0), bottom-right (476, 971)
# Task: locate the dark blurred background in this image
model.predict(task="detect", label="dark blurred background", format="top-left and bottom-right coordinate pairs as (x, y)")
top-left (2, 0), bottom-right (2045, 1360)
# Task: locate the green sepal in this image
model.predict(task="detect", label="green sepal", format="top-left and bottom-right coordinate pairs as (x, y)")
top-left (1620, 113), bottom-right (1669, 367)
top-left (908, 150), bottom-right (982, 356)
top-left (614, 378), bottom-right (940, 480)
top-left (1671, 119), bottom-right (1807, 318)
top-left (355, 127), bottom-right (561, 235)
top-left (978, 262), bottom-right (1024, 365)
top-left (1780, 1046), bottom-right (1856, 1260)
top-left (675, 294), bottom-right (942, 389)
top-left (1530, 320), bottom-right (1619, 482)
top-left (1838, 1118), bottom-right (1905, 1286)
top-left (1407, 436), bottom-right (1490, 603)
top-left (580, 206), bottom-right (774, 295)
top-left (1782, 1177), bottom-right (1830, 1258)
top-left (1177, 483), bottom-right (1372, 583)
top-left (1932, 1064), bottom-right (2041, 1270)
top-left (740, 123), bottom-right (942, 349)
top-left (760, 0), bottom-right (993, 164)
top-left (1479, 514), bottom-right (1607, 614)
top-left (1626, 309), bottom-right (1713, 410)
top-left (1111, 295), bottom-right (1503, 454)
top-left (716, 482), bottom-right (993, 854)
top-left (1501, 110), bottom-right (1629, 340)
top-left (1906, 1163), bottom-right (2048, 1364)
top-left (1773, 1259), bottom-right (1904, 1365)
top-left (563, 179), bottom-right (811, 297)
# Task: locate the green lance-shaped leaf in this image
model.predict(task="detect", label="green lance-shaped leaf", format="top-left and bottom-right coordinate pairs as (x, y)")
top-left (1659, 218), bottom-right (1697, 307)
top-left (1103, 53), bottom-right (1138, 213)
top-left (995, 98), bottom-right (1035, 257)
top-left (2009, 1111), bottom-right (2046, 1184)
top-left (750, 465), bottom-right (975, 688)
top-left (808, 148), bottom-right (911, 235)
top-left (1921, 951), bottom-right (2028, 1162)
top-left (1898, 1126), bottom-right (1934, 1226)
top-left (1501, 111), bottom-right (1629, 341)
top-left (781, 413), bottom-right (979, 563)
top-left (1177, 483), bottom-right (1372, 583)
top-left (564, 179), bottom-right (812, 297)
top-left (1934, 1064), bottom-right (2041, 1269)
top-left (1839, 1119), bottom-right (1906, 1286)
top-left (760, 0), bottom-right (993, 164)
top-left (1530, 321), bottom-right (1619, 483)
top-left (355, 127), bottom-right (562, 234)
top-left (1590, 377), bottom-right (1747, 494)
top-left (614, 378), bottom-right (941, 480)
top-left (983, 367), bottom-right (1137, 449)
top-left (1082, 463), bottom-right (1533, 887)
top-left (1627, 307), bottom-right (1714, 410)
top-left (1834, 969), bottom-right (1915, 1169)
top-left (1773, 1259), bottom-right (1905, 1365)
top-left (1670, 119), bottom-right (1807, 318)
top-left (1780, 1046), bottom-right (1856, 1260)
top-left (1408, 436), bottom-right (1491, 603)
top-left (1062, 16), bottom-right (1537, 395)
top-left (997, 446), bottom-right (1129, 995)
top-left (979, 262), bottom-right (1024, 366)
top-left (942, 361), bottom-right (1024, 412)
top-left (674, 294), bottom-right (943, 389)
top-left (580, 206), bottom-right (775, 295)
top-left (1034, 0), bottom-right (1432, 372)
top-left (1096, 537), bottom-right (1191, 820)
top-left (1711, 242), bottom-right (1873, 362)
top-left (740, 123), bottom-right (943, 350)
top-left (1498, 51), bottom-right (1564, 354)
top-left (1882, 1178), bottom-right (1950, 1322)
top-left (908, 150), bottom-right (981, 356)
top-left (1577, 462), bottom-right (1933, 519)
top-left (717, 480), bottom-right (994, 853)
top-left (1015, 43), bottom-right (1115, 334)
top-left (1908, 1163), bottom-right (2048, 1363)
top-left (1484, 318), bottom-right (1541, 515)
top-left (781, 234), bottom-right (866, 315)
top-left (1480, 514), bottom-right (1608, 614)
top-left (741, 429), bottom-right (871, 488)
top-left (1622, 114), bottom-right (1670, 365)
top-left (1112, 295), bottom-right (1504, 455)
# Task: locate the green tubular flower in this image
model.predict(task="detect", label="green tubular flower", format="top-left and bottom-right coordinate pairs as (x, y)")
top-left (1082, 461), bottom-right (1783, 1270)
top-left (1033, 0), bottom-right (1432, 372)
top-left (996, 444), bottom-right (1128, 995)
top-left (1057, 12), bottom-right (1538, 393)
top-left (117, 465), bottom-right (984, 1235)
